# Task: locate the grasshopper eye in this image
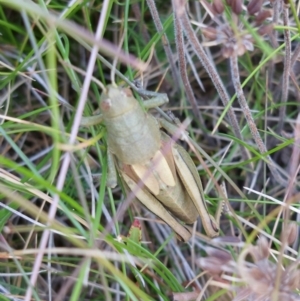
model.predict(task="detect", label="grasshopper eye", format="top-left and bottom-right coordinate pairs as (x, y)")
top-left (122, 87), bottom-right (133, 97)
top-left (100, 98), bottom-right (112, 112)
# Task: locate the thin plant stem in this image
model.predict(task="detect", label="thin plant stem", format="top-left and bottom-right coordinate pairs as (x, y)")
top-left (146, 0), bottom-right (181, 91)
top-left (172, 0), bottom-right (249, 163)
top-left (185, 50), bottom-right (205, 92)
top-left (230, 54), bottom-right (286, 186)
top-left (131, 3), bottom-right (160, 67)
top-left (273, 42), bottom-right (300, 104)
top-left (278, 1), bottom-right (291, 133)
top-left (271, 0), bottom-right (281, 47)
top-left (290, 43), bottom-right (300, 101)
top-left (291, 43), bottom-right (300, 67)
top-left (268, 0), bottom-right (281, 91)
top-left (273, 0), bottom-right (281, 29)
top-left (173, 5), bottom-right (204, 122)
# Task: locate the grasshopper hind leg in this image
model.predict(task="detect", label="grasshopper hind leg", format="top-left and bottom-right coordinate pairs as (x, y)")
top-left (172, 144), bottom-right (219, 238)
top-left (121, 173), bottom-right (192, 242)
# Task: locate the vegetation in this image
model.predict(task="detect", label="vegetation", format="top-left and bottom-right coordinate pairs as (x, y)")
top-left (0, 0), bottom-right (299, 300)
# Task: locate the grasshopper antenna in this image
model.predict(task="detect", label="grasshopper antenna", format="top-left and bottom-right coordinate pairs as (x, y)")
top-left (59, 61), bottom-right (107, 96)
top-left (111, 32), bottom-right (125, 87)
top-left (134, 44), bottom-right (155, 82)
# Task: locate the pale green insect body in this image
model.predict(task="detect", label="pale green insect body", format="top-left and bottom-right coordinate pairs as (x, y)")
top-left (100, 85), bottom-right (161, 165)
top-left (81, 84), bottom-right (220, 241)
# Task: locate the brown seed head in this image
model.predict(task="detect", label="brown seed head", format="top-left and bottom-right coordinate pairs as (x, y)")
top-left (284, 265), bottom-right (300, 290)
top-left (247, 0), bottom-right (263, 15)
top-left (205, 247), bottom-right (232, 263)
top-left (228, 0), bottom-right (243, 15)
top-left (200, 0), bottom-right (273, 58)
top-left (257, 23), bottom-right (274, 36)
top-left (254, 236), bottom-right (270, 261)
top-left (212, 0), bottom-right (225, 14)
top-left (222, 45), bottom-right (234, 58)
top-left (255, 9), bottom-right (273, 25)
top-left (198, 257), bottom-right (227, 275)
top-left (202, 27), bottom-right (218, 40)
top-left (286, 222), bottom-right (298, 246)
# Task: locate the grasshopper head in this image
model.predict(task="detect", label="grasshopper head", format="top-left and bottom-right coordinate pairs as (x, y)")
top-left (100, 85), bottom-right (137, 118)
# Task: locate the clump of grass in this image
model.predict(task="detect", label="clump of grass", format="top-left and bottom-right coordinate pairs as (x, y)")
top-left (0, 0), bottom-right (299, 300)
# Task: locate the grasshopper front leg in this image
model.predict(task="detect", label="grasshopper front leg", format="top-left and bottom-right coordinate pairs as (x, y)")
top-left (80, 114), bottom-right (118, 188)
top-left (80, 113), bottom-right (103, 127)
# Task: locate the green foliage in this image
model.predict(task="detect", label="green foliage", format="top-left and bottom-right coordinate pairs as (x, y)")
top-left (0, 0), bottom-right (299, 300)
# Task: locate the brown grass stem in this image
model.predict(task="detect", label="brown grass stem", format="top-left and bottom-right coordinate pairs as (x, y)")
top-left (229, 54), bottom-right (287, 186)
top-left (278, 2), bottom-right (291, 133)
top-left (172, 0), bottom-right (249, 163)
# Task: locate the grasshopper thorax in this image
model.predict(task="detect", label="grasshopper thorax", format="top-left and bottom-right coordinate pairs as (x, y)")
top-left (100, 85), bottom-right (137, 118)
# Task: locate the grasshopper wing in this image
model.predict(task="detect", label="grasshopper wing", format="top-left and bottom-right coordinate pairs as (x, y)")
top-left (131, 149), bottom-right (198, 224)
top-left (131, 149), bottom-right (175, 195)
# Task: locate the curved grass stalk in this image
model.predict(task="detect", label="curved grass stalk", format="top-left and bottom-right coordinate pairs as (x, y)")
top-left (230, 54), bottom-right (287, 186)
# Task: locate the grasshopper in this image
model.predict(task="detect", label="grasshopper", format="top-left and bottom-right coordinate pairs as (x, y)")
top-left (81, 84), bottom-right (219, 241)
